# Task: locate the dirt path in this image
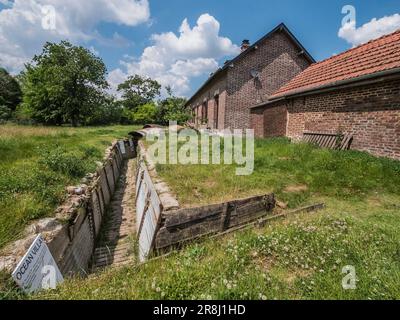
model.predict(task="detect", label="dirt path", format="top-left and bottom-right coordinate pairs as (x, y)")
top-left (91, 159), bottom-right (136, 271)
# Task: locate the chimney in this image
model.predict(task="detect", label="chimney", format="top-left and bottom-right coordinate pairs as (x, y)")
top-left (241, 39), bottom-right (250, 52)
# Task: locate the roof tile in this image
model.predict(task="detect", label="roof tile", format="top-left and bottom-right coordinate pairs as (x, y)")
top-left (270, 29), bottom-right (400, 99)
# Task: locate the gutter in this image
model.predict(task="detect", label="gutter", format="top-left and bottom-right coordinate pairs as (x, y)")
top-left (250, 67), bottom-right (400, 109)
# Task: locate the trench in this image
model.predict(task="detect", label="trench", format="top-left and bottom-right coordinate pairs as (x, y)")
top-left (91, 159), bottom-right (137, 271)
top-left (39, 139), bottom-right (140, 277)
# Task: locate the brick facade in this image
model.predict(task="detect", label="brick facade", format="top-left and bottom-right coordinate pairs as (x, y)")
top-left (186, 26), bottom-right (312, 130)
top-left (225, 31), bottom-right (310, 129)
top-left (189, 73), bottom-right (227, 129)
top-left (251, 78), bottom-right (400, 160)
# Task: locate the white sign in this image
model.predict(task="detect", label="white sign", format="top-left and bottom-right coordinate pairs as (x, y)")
top-left (118, 141), bottom-right (126, 154)
top-left (12, 234), bottom-right (63, 293)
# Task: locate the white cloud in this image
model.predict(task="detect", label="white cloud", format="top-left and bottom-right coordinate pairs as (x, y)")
top-left (339, 13), bottom-right (400, 47)
top-left (109, 13), bottom-right (240, 97)
top-left (0, 0), bottom-right (150, 73)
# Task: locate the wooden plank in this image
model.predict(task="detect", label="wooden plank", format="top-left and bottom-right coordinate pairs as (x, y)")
top-left (322, 136), bottom-right (331, 148)
top-left (327, 136), bottom-right (336, 149)
top-left (155, 194), bottom-right (275, 250)
top-left (319, 135), bottom-right (326, 147)
top-left (316, 134), bottom-right (325, 147)
top-left (219, 203), bottom-right (230, 231)
top-left (340, 135), bottom-right (353, 150)
top-left (111, 157), bottom-right (119, 183)
top-left (91, 190), bottom-right (102, 237)
top-left (165, 203), bottom-right (225, 230)
top-left (311, 134), bottom-right (319, 144)
top-left (114, 145), bottom-right (123, 169)
top-left (97, 187), bottom-right (105, 217)
top-left (104, 162), bottom-right (115, 194)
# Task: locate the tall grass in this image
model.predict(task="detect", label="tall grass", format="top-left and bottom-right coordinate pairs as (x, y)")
top-left (0, 124), bottom-right (136, 250)
top-left (154, 137), bottom-right (400, 208)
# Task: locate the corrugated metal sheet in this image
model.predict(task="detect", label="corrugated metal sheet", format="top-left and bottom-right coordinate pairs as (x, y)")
top-left (135, 160), bottom-right (162, 262)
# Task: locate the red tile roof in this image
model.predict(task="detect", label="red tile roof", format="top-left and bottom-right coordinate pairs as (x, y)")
top-left (270, 29), bottom-right (400, 100)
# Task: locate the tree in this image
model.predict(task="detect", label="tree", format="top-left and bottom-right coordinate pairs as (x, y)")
top-left (157, 88), bottom-right (189, 125)
top-left (117, 74), bottom-right (161, 111)
top-left (21, 41), bottom-right (108, 126)
top-left (0, 67), bottom-right (22, 111)
top-left (132, 103), bottom-right (158, 124)
top-left (84, 94), bottom-right (123, 125)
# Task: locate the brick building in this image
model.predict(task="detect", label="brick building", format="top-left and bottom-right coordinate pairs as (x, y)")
top-left (185, 23), bottom-right (315, 130)
top-left (251, 29), bottom-right (400, 160)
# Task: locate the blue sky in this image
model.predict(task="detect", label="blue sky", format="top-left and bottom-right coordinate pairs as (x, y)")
top-left (1, 0), bottom-right (399, 97)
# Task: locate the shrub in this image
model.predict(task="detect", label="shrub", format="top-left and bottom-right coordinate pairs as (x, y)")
top-left (132, 103), bottom-right (158, 124)
top-left (85, 100), bottom-right (123, 126)
top-left (39, 147), bottom-right (87, 177)
top-left (0, 105), bottom-right (12, 121)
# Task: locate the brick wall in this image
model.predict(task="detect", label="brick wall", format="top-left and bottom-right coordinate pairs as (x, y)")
top-left (250, 108), bottom-right (264, 137)
top-left (187, 73), bottom-right (227, 129)
top-left (225, 30), bottom-right (311, 130)
top-left (187, 29), bottom-right (312, 131)
top-left (264, 105), bottom-right (288, 137)
top-left (251, 104), bottom-right (288, 137)
top-left (288, 79), bottom-right (400, 159)
top-left (254, 78), bottom-right (400, 160)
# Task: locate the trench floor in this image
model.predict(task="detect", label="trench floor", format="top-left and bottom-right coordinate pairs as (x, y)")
top-left (91, 159), bottom-right (137, 271)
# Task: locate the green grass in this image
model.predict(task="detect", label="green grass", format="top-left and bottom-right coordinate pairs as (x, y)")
top-left (28, 197), bottom-right (400, 300)
top-left (0, 124), bottom-right (138, 250)
top-left (152, 137), bottom-right (400, 208)
top-left (4, 135), bottom-right (400, 300)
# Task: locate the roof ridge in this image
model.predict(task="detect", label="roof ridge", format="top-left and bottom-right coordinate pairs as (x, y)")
top-left (185, 22), bottom-right (314, 106)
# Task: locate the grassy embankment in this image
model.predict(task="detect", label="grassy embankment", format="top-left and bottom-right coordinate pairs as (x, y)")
top-left (28, 137), bottom-right (400, 300)
top-left (0, 124), bottom-right (137, 250)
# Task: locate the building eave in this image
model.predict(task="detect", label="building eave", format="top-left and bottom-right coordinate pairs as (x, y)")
top-left (185, 22), bottom-right (315, 108)
top-left (250, 67), bottom-right (400, 110)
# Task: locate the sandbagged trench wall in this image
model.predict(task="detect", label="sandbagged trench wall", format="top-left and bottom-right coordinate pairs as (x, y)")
top-left (48, 139), bottom-right (136, 276)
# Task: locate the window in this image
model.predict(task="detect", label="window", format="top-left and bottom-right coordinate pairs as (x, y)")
top-left (201, 102), bottom-right (208, 123)
top-left (214, 95), bottom-right (219, 129)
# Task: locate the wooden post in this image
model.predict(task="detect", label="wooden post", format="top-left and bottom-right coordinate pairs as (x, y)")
top-left (220, 203), bottom-right (231, 231)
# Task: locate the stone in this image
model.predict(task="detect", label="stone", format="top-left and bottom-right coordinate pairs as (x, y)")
top-left (67, 185), bottom-right (87, 195)
top-left (159, 193), bottom-right (179, 211)
top-left (23, 218), bottom-right (62, 236)
top-left (154, 182), bottom-right (170, 195)
top-left (2, 234), bottom-right (37, 258)
top-left (276, 200), bottom-right (288, 209)
top-left (0, 255), bottom-right (17, 272)
top-left (67, 186), bottom-right (76, 194)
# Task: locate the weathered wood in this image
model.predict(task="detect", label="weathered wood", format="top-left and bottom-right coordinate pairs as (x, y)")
top-left (155, 193), bottom-right (275, 250)
top-left (303, 132), bottom-right (353, 151)
top-left (104, 162), bottom-right (116, 194)
top-left (215, 203), bottom-right (326, 237)
top-left (165, 203), bottom-right (224, 230)
top-left (340, 134), bottom-right (353, 150)
top-left (220, 203), bottom-right (230, 231)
